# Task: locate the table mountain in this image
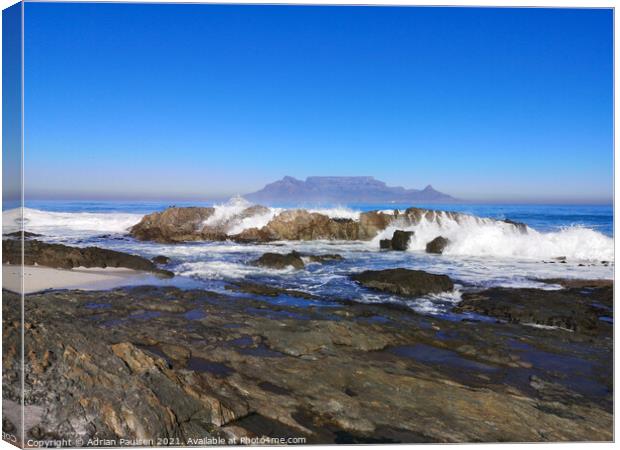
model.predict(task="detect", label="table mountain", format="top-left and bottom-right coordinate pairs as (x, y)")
top-left (245, 176), bottom-right (456, 204)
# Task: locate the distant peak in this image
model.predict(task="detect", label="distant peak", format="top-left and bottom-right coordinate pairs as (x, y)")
top-left (423, 184), bottom-right (435, 191)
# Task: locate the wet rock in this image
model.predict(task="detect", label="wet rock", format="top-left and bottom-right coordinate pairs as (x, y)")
top-left (130, 207), bottom-right (215, 243)
top-left (152, 255), bottom-right (171, 265)
top-left (379, 239), bottom-right (392, 250)
top-left (456, 286), bottom-right (613, 334)
top-left (391, 230), bottom-right (414, 251)
top-left (251, 251), bottom-right (305, 270)
top-left (306, 254), bottom-right (344, 263)
top-left (537, 278), bottom-right (613, 289)
top-left (225, 281), bottom-right (318, 299)
top-left (160, 343), bottom-right (191, 366)
top-left (2, 239), bottom-right (173, 278)
top-left (229, 227), bottom-right (277, 243)
top-left (426, 236), bottom-right (449, 254)
top-left (351, 269), bottom-right (454, 297)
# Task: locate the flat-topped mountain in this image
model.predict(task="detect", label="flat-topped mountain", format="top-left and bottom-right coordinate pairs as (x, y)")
top-left (245, 176), bottom-right (457, 204)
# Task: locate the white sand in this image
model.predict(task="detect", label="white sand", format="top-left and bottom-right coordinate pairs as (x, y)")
top-left (2, 265), bottom-right (154, 294)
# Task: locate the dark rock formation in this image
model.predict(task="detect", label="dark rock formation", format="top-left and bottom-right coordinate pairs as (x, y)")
top-left (378, 230), bottom-right (414, 251)
top-left (152, 255), bottom-right (171, 265)
top-left (426, 236), bottom-right (449, 254)
top-left (455, 285), bottom-right (613, 334)
top-left (2, 239), bottom-right (173, 278)
top-left (391, 230), bottom-right (414, 251)
top-left (351, 269), bottom-right (454, 297)
top-left (379, 239), bottom-right (392, 250)
top-left (251, 251), bottom-right (305, 270)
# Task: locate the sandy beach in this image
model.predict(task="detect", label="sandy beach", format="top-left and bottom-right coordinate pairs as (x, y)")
top-left (2, 265), bottom-right (154, 294)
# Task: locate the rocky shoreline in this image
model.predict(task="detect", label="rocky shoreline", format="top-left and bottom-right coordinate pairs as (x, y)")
top-left (2, 274), bottom-right (613, 443)
top-left (2, 239), bottom-right (174, 278)
top-left (2, 214), bottom-right (613, 444)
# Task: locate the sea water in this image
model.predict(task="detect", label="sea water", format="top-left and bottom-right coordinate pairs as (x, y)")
top-left (3, 199), bottom-right (614, 315)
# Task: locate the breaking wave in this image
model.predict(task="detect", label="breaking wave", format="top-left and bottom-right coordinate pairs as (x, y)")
top-left (373, 211), bottom-right (613, 261)
top-left (202, 196), bottom-right (282, 235)
top-left (2, 207), bottom-right (143, 236)
top-left (202, 197), bottom-right (360, 234)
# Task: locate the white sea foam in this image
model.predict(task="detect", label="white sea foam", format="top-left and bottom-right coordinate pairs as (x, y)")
top-left (3, 207), bottom-right (143, 236)
top-left (307, 206), bottom-right (361, 220)
top-left (176, 260), bottom-right (296, 280)
top-left (201, 196), bottom-right (282, 235)
top-left (372, 211), bottom-right (614, 261)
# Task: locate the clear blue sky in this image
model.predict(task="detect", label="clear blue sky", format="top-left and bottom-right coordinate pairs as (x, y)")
top-left (24, 4), bottom-right (612, 203)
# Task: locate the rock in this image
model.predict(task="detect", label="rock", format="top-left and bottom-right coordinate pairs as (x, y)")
top-left (537, 278), bottom-right (613, 289)
top-left (160, 343), bottom-right (191, 366)
top-left (235, 210), bottom-right (360, 241)
top-left (426, 236), bottom-right (449, 254)
top-left (225, 281), bottom-right (318, 299)
top-left (152, 255), bottom-right (171, 265)
top-left (3, 285), bottom-right (611, 443)
top-left (306, 254), bottom-right (344, 263)
top-left (455, 286), bottom-right (613, 334)
top-left (251, 251), bottom-right (305, 270)
top-left (129, 207), bottom-right (216, 243)
top-left (379, 239), bottom-right (392, 250)
top-left (2, 239), bottom-right (173, 278)
top-left (230, 227), bottom-right (277, 243)
top-left (358, 211), bottom-right (395, 240)
top-left (351, 269), bottom-right (454, 297)
top-left (391, 230), bottom-right (414, 251)
top-left (504, 219), bottom-right (528, 234)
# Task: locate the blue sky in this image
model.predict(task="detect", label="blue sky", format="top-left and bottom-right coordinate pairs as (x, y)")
top-left (24, 4), bottom-right (612, 203)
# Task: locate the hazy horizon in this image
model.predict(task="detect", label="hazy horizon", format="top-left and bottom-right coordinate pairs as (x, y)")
top-left (23, 4), bottom-right (613, 204)
top-left (22, 173), bottom-right (613, 206)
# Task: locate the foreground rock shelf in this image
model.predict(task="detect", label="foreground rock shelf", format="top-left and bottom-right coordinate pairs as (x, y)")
top-left (2, 280), bottom-right (612, 444)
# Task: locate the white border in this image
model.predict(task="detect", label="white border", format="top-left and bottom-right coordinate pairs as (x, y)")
top-left (0, 1), bottom-right (615, 450)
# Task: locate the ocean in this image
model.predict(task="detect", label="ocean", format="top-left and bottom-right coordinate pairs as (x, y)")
top-left (3, 198), bottom-right (614, 317)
